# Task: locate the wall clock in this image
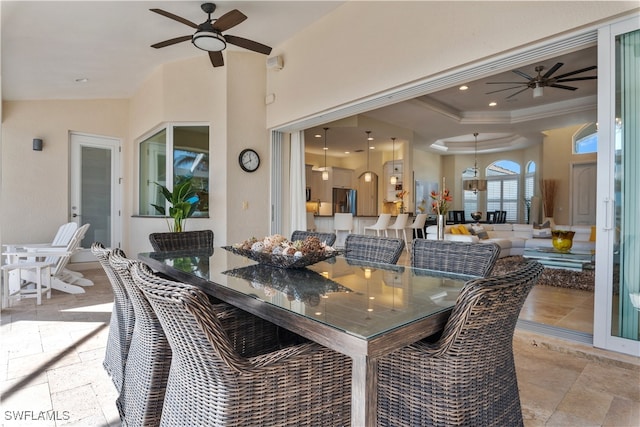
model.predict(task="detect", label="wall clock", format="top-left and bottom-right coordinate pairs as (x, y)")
top-left (239, 149), bottom-right (260, 172)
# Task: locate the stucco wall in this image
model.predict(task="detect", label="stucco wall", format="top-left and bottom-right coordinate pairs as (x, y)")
top-left (542, 125), bottom-right (597, 225)
top-left (266, 1), bottom-right (637, 130)
top-left (127, 52), bottom-right (269, 256)
top-left (0, 99), bottom-right (129, 244)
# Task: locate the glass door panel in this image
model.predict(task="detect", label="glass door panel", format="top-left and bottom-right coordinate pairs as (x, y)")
top-left (612, 29), bottom-right (639, 341)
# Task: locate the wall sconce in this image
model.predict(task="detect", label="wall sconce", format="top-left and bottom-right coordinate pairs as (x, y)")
top-left (32, 138), bottom-right (43, 151)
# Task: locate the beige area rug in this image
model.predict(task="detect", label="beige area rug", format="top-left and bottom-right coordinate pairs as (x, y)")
top-left (492, 256), bottom-right (595, 292)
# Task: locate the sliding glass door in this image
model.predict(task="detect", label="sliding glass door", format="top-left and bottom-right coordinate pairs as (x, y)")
top-left (594, 17), bottom-right (640, 356)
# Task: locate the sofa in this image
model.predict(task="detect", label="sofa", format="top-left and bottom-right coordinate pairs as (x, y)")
top-left (425, 223), bottom-right (595, 258)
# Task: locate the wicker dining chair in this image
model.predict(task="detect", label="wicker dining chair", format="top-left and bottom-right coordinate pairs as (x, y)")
top-left (130, 263), bottom-right (352, 427)
top-left (91, 242), bottom-right (134, 394)
top-left (344, 234), bottom-right (405, 265)
top-left (377, 260), bottom-right (544, 427)
top-left (108, 250), bottom-right (173, 426)
top-left (290, 230), bottom-right (337, 246)
top-left (412, 239), bottom-right (501, 277)
top-left (148, 229), bottom-right (214, 254)
top-left (111, 252), bottom-right (289, 426)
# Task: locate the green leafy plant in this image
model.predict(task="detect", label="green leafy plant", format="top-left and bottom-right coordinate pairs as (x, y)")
top-left (151, 176), bottom-right (199, 232)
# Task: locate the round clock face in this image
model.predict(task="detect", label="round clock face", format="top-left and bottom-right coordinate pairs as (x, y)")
top-left (239, 149), bottom-right (260, 172)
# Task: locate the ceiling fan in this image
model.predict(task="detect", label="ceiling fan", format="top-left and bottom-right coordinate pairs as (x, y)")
top-left (485, 62), bottom-right (597, 99)
top-left (150, 3), bottom-right (272, 68)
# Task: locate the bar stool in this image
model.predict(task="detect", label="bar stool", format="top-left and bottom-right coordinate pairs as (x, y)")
top-left (2, 261), bottom-right (52, 308)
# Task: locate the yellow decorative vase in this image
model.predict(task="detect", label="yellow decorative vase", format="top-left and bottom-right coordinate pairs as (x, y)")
top-left (552, 230), bottom-right (575, 252)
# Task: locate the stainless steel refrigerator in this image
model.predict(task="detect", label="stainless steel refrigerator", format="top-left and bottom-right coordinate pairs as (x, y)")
top-left (332, 188), bottom-right (357, 215)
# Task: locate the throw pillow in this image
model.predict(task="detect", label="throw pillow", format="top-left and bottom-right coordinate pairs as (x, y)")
top-left (590, 226), bottom-right (596, 242)
top-left (533, 220), bottom-right (551, 229)
top-left (458, 225), bottom-right (470, 235)
top-left (471, 225), bottom-right (489, 240)
top-left (450, 226), bottom-right (460, 235)
top-left (532, 220), bottom-right (552, 238)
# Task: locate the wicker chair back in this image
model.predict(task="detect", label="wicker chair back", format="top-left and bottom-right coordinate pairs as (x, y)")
top-left (108, 250), bottom-right (172, 426)
top-left (377, 260), bottom-right (544, 427)
top-left (90, 243), bottom-right (134, 394)
top-left (344, 234), bottom-right (405, 264)
top-left (130, 263), bottom-right (352, 426)
top-left (149, 230), bottom-right (214, 254)
top-left (412, 239), bottom-right (501, 277)
top-left (290, 230), bottom-right (337, 247)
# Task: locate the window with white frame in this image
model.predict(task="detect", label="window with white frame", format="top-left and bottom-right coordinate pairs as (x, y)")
top-left (139, 124), bottom-right (210, 216)
top-left (573, 122), bottom-right (598, 154)
top-left (486, 160), bottom-right (520, 222)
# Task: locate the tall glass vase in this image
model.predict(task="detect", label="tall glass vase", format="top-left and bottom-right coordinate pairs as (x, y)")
top-left (436, 214), bottom-right (446, 240)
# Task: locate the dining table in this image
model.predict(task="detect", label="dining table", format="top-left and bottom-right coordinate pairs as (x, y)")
top-left (139, 247), bottom-right (473, 427)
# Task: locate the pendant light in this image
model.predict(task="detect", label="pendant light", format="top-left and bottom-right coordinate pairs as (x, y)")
top-left (322, 127), bottom-right (329, 181)
top-left (390, 137), bottom-right (397, 185)
top-left (463, 132), bottom-right (487, 194)
top-left (364, 131), bottom-right (372, 182)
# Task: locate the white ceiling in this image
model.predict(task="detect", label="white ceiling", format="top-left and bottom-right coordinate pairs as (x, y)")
top-left (1, 1), bottom-right (598, 156)
top-left (304, 46), bottom-right (598, 156)
top-left (1, 1), bottom-right (344, 100)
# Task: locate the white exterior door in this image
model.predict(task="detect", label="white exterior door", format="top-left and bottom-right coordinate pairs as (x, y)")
top-left (571, 162), bottom-right (597, 225)
top-left (70, 132), bottom-right (121, 261)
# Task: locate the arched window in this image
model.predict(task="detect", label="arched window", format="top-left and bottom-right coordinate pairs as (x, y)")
top-left (486, 160), bottom-right (520, 222)
top-left (574, 122), bottom-right (597, 154)
top-left (524, 161), bottom-right (536, 224)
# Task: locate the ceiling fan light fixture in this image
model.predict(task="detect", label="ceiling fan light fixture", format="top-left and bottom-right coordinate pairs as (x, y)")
top-left (464, 132), bottom-right (487, 194)
top-left (533, 84), bottom-right (544, 98)
top-left (192, 31), bottom-right (226, 51)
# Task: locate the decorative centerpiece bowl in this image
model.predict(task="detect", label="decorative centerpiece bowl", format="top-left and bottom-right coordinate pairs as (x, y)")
top-left (552, 230), bottom-right (575, 252)
top-left (470, 211), bottom-right (482, 222)
top-left (223, 234), bottom-right (339, 269)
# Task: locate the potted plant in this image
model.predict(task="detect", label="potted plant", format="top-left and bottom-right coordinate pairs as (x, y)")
top-left (152, 176), bottom-right (199, 232)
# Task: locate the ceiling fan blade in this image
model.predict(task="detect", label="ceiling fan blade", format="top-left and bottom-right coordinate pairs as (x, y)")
top-left (225, 35), bottom-right (272, 55)
top-left (552, 65), bottom-right (597, 80)
top-left (485, 86), bottom-right (527, 95)
top-left (486, 82), bottom-right (531, 85)
top-left (150, 9), bottom-right (198, 29)
top-left (213, 9), bottom-right (247, 32)
top-left (542, 62), bottom-right (563, 78)
top-left (556, 76), bottom-right (598, 82)
top-left (549, 84), bottom-right (578, 91)
top-left (209, 51), bottom-right (224, 67)
top-left (151, 35), bottom-right (192, 49)
top-left (512, 69), bottom-right (533, 80)
top-left (505, 87), bottom-right (530, 99)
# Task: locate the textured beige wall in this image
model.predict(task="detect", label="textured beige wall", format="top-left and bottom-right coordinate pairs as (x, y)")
top-left (542, 125), bottom-right (597, 225)
top-left (1, 99), bottom-right (128, 245)
top-left (266, 1), bottom-right (638, 129)
top-left (127, 52), bottom-right (268, 256)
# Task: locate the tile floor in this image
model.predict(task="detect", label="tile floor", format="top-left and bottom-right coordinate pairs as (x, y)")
top-left (1, 264), bottom-right (638, 426)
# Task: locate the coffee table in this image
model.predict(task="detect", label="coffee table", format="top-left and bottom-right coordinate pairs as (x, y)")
top-left (523, 247), bottom-right (594, 271)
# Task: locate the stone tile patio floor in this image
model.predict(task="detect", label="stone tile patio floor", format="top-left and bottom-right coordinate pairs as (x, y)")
top-left (1, 267), bottom-right (638, 426)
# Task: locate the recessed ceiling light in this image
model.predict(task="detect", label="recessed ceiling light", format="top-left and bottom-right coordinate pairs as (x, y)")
top-left (75, 78), bottom-right (89, 83)
top-left (489, 102), bottom-right (497, 107)
top-left (323, 146), bottom-right (328, 150)
top-left (369, 146), bottom-right (375, 150)
top-left (344, 151), bottom-right (350, 154)
top-left (459, 85), bottom-right (469, 91)
top-left (314, 134), bottom-right (322, 138)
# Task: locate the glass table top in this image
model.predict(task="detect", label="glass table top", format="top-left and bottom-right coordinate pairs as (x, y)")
top-left (140, 249), bottom-right (473, 340)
